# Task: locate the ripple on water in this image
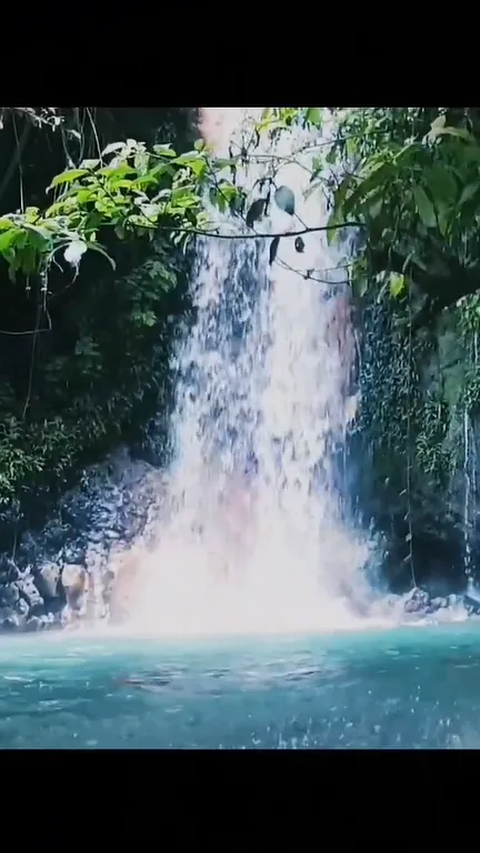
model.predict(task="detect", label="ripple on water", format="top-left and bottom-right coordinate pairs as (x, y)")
top-left (0, 625), bottom-right (478, 747)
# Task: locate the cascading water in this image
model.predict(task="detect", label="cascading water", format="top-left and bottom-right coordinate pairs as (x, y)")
top-left (121, 108), bottom-right (380, 637)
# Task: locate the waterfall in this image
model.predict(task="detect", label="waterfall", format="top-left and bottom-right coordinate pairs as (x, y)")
top-left (119, 108), bottom-right (377, 637)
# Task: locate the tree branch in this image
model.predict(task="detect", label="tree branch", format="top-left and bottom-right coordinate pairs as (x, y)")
top-left (158, 221), bottom-right (361, 240)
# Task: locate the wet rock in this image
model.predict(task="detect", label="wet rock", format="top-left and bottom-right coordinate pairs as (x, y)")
top-left (89, 530), bottom-right (105, 544)
top-left (99, 499), bottom-right (120, 514)
top-left (25, 616), bottom-right (43, 632)
top-left (464, 593), bottom-right (480, 615)
top-left (0, 446), bottom-right (163, 632)
top-left (43, 521), bottom-right (74, 551)
top-left (1, 613), bottom-right (21, 631)
top-left (431, 596), bottom-right (448, 609)
top-left (0, 556), bottom-right (20, 583)
top-left (35, 563), bottom-right (61, 600)
top-left (404, 587), bottom-right (430, 613)
top-left (0, 583), bottom-right (20, 607)
top-left (16, 533), bottom-right (44, 567)
top-left (104, 530), bottom-right (120, 540)
top-left (18, 575), bottom-right (43, 609)
top-left (62, 542), bottom-right (85, 564)
top-left (61, 564), bottom-right (87, 611)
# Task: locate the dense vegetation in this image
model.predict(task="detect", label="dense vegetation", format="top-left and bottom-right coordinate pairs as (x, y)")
top-left (0, 108), bottom-right (204, 541)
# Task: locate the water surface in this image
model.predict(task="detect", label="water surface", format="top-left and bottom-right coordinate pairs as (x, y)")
top-left (0, 624), bottom-right (479, 748)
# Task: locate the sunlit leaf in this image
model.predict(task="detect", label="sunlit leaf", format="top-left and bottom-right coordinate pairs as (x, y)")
top-left (306, 108), bottom-right (322, 126)
top-left (0, 228), bottom-right (21, 253)
top-left (80, 159), bottom-right (101, 170)
top-left (389, 273), bottom-right (406, 298)
top-left (102, 141), bottom-right (125, 157)
top-left (48, 169), bottom-right (89, 190)
top-left (153, 144), bottom-right (177, 158)
top-left (413, 185), bottom-right (437, 229)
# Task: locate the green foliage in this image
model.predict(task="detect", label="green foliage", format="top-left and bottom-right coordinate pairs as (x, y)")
top-left (0, 235), bottom-right (187, 512)
top-left (0, 136), bottom-right (243, 284)
top-left (235, 107), bottom-right (480, 321)
top-left (324, 109), bottom-right (480, 270)
top-left (0, 110), bottom-right (216, 522)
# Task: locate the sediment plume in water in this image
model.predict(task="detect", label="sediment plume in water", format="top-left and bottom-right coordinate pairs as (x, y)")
top-left (116, 108), bottom-right (383, 637)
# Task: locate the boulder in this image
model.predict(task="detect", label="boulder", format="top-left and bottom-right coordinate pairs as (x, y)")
top-left (35, 563), bottom-right (61, 600)
top-left (61, 564), bottom-right (87, 611)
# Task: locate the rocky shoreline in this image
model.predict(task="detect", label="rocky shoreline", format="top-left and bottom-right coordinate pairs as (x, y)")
top-left (0, 448), bottom-right (165, 633)
top-left (1, 447), bottom-right (480, 634)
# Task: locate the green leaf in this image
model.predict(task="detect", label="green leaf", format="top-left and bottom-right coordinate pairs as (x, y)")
top-left (342, 162), bottom-right (392, 215)
top-left (132, 310), bottom-right (157, 327)
top-left (269, 236), bottom-right (280, 264)
top-left (0, 228), bottom-right (21, 253)
top-left (188, 159), bottom-right (207, 179)
top-left (425, 163), bottom-right (458, 205)
top-left (25, 207), bottom-right (40, 223)
top-left (306, 108), bottom-right (322, 126)
top-left (367, 196), bottom-right (383, 219)
top-left (19, 246), bottom-right (39, 276)
top-left (459, 182), bottom-right (480, 206)
top-left (80, 159), bottom-right (101, 170)
top-left (175, 151), bottom-right (202, 164)
top-left (274, 185), bottom-right (295, 216)
top-left (153, 144), bottom-right (177, 158)
top-left (413, 185), bottom-right (437, 229)
top-left (102, 141), bottom-right (125, 157)
top-left (246, 199), bottom-right (266, 228)
top-left (389, 273), bottom-right (406, 298)
top-left (352, 277), bottom-right (368, 299)
top-left (48, 169), bottom-right (89, 190)
top-left (430, 114), bottom-right (446, 132)
top-left (99, 164), bottom-right (137, 178)
top-left (431, 125), bottom-right (475, 143)
top-left (213, 158), bottom-right (239, 170)
top-left (326, 210), bottom-right (341, 245)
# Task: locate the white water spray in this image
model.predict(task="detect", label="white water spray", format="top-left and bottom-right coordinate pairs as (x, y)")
top-left (120, 108), bottom-right (381, 637)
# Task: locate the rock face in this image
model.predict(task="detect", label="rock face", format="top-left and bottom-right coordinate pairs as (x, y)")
top-left (353, 298), bottom-right (480, 596)
top-left (0, 447), bottom-right (165, 632)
